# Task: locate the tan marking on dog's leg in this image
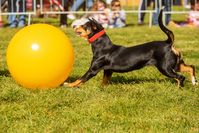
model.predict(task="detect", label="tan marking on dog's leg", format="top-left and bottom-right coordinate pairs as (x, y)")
top-left (179, 63), bottom-right (198, 85)
top-left (172, 46), bottom-right (180, 56)
top-left (64, 80), bottom-right (82, 87)
top-left (175, 78), bottom-right (180, 87)
top-left (102, 75), bottom-right (111, 86)
top-left (102, 71), bottom-right (112, 86)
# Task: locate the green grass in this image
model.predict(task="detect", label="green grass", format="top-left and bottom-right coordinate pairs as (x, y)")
top-left (0, 14), bottom-right (199, 132)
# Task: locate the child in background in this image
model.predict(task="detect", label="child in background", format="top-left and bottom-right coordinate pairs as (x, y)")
top-left (92, 0), bottom-right (110, 28)
top-left (0, 16), bottom-right (3, 27)
top-left (186, 0), bottom-right (199, 26)
top-left (169, 0), bottom-right (199, 27)
top-left (109, 0), bottom-right (126, 28)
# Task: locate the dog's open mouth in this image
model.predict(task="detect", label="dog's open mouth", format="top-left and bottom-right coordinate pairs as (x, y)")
top-left (76, 32), bottom-right (82, 36)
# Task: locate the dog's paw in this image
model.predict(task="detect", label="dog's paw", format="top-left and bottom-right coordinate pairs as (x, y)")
top-left (63, 82), bottom-right (69, 86)
top-left (192, 77), bottom-right (198, 86)
top-left (63, 80), bottom-right (82, 87)
top-left (63, 82), bottom-right (75, 87)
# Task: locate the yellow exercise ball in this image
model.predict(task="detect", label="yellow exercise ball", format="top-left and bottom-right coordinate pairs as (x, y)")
top-left (6, 24), bottom-right (74, 89)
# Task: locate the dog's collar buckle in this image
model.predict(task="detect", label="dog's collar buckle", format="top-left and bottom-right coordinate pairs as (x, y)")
top-left (88, 30), bottom-right (106, 43)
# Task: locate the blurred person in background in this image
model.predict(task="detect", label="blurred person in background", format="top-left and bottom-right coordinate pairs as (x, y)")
top-left (67, 0), bottom-right (94, 20)
top-left (90, 0), bottom-right (110, 28)
top-left (138, 0), bottom-right (154, 25)
top-left (109, 0), bottom-right (126, 28)
top-left (8, 0), bottom-right (26, 28)
top-left (170, 0), bottom-right (199, 27)
top-left (152, 0), bottom-right (172, 25)
top-left (59, 0), bottom-right (68, 28)
top-left (0, 16), bottom-right (3, 27)
top-left (138, 0), bottom-right (171, 25)
top-left (187, 0), bottom-right (199, 26)
top-left (0, 0), bottom-right (7, 27)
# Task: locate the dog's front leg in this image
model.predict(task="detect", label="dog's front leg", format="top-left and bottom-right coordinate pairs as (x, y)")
top-left (64, 69), bottom-right (101, 87)
top-left (64, 59), bottom-right (105, 87)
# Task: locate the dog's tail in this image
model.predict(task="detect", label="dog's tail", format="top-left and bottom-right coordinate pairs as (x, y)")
top-left (158, 8), bottom-right (174, 44)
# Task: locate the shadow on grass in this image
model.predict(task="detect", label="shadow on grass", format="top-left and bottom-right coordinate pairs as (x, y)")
top-left (126, 23), bottom-right (135, 27)
top-left (65, 75), bottom-right (175, 85)
top-left (111, 75), bottom-right (174, 85)
top-left (0, 70), bottom-right (10, 77)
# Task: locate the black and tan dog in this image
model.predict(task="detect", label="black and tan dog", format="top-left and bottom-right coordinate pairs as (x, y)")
top-left (65, 9), bottom-right (197, 87)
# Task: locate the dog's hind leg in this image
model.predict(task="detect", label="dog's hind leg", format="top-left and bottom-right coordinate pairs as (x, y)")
top-left (157, 67), bottom-right (185, 87)
top-left (102, 70), bottom-right (113, 86)
top-left (176, 60), bottom-right (198, 85)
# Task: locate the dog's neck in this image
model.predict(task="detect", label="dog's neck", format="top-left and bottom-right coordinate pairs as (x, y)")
top-left (88, 29), bottom-right (106, 43)
top-left (89, 31), bottom-right (113, 56)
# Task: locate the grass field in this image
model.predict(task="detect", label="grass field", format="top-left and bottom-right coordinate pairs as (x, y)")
top-left (0, 13), bottom-right (199, 132)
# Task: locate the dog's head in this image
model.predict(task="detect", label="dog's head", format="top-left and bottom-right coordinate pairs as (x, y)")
top-left (71, 18), bottom-right (104, 40)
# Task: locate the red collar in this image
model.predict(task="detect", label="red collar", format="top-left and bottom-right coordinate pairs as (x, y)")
top-left (88, 30), bottom-right (106, 43)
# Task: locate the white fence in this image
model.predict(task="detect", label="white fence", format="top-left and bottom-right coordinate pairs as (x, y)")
top-left (0, 0), bottom-right (36, 25)
top-left (0, 0), bottom-right (199, 26)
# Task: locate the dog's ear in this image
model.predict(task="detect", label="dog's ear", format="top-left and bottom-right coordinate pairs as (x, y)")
top-left (91, 18), bottom-right (104, 30)
top-left (82, 18), bottom-right (101, 33)
top-left (82, 21), bottom-right (93, 33)
top-left (87, 17), bottom-right (104, 31)
top-left (87, 18), bottom-right (97, 30)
